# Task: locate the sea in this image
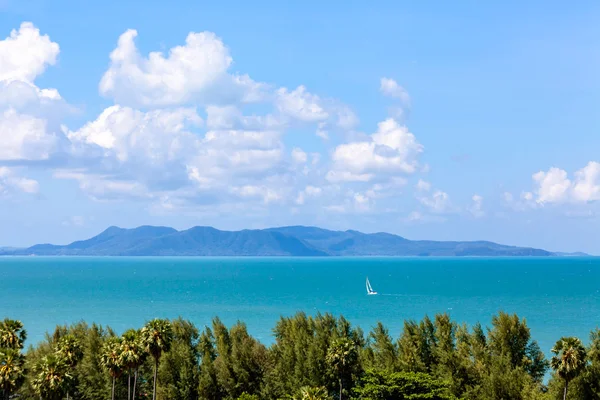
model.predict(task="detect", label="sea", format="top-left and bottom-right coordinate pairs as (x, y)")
top-left (1, 256), bottom-right (599, 357)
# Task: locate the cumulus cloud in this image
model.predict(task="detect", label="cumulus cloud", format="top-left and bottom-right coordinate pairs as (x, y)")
top-left (295, 185), bottom-right (322, 205)
top-left (468, 194), bottom-right (484, 217)
top-left (531, 162), bottom-right (600, 204)
top-left (276, 86), bottom-right (328, 122)
top-left (0, 108), bottom-right (56, 161)
top-left (0, 22), bottom-right (70, 165)
top-left (99, 29), bottom-right (266, 108)
top-left (0, 167), bottom-right (39, 195)
top-left (328, 118), bottom-right (423, 182)
top-left (230, 184), bottom-right (283, 204)
top-left (275, 85), bottom-right (359, 137)
top-left (0, 22), bottom-right (59, 83)
top-left (291, 148), bottom-right (308, 164)
top-left (572, 162), bottom-right (600, 203)
top-left (418, 190), bottom-right (450, 213)
top-left (380, 78), bottom-right (410, 104)
top-left (59, 102), bottom-right (289, 202)
top-left (0, 22), bottom-right (447, 220)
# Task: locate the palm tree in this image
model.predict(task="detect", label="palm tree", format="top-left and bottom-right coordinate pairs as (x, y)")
top-left (0, 319), bottom-right (27, 350)
top-left (101, 337), bottom-right (123, 400)
top-left (551, 336), bottom-right (587, 400)
top-left (297, 386), bottom-right (330, 400)
top-left (32, 354), bottom-right (71, 400)
top-left (56, 335), bottom-right (83, 400)
top-left (326, 338), bottom-right (358, 400)
top-left (120, 329), bottom-right (147, 400)
top-left (0, 348), bottom-right (26, 400)
top-left (141, 319), bottom-right (173, 400)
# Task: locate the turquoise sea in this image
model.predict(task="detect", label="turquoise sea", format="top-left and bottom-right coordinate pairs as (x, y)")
top-left (1, 256), bottom-right (599, 357)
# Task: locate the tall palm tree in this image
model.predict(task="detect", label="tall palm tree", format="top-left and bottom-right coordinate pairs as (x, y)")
top-left (551, 336), bottom-right (587, 400)
top-left (326, 338), bottom-right (358, 400)
top-left (0, 319), bottom-right (27, 350)
top-left (141, 319), bottom-right (173, 400)
top-left (32, 354), bottom-right (71, 400)
top-left (56, 335), bottom-right (83, 400)
top-left (120, 329), bottom-right (147, 400)
top-left (0, 348), bottom-right (26, 400)
top-left (101, 337), bottom-right (123, 400)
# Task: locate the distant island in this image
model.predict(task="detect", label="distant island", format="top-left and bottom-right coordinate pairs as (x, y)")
top-left (0, 225), bottom-right (587, 257)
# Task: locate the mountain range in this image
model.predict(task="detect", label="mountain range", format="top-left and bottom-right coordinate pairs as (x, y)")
top-left (0, 225), bottom-right (582, 257)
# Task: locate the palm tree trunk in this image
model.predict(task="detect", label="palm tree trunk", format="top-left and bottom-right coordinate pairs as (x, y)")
top-left (128, 371), bottom-right (131, 400)
top-left (339, 378), bottom-right (342, 400)
top-left (153, 358), bottom-right (158, 400)
top-left (563, 380), bottom-right (568, 400)
top-left (133, 368), bottom-right (138, 400)
top-left (112, 376), bottom-right (116, 400)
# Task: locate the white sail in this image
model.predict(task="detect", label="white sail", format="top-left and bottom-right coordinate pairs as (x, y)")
top-left (366, 277), bottom-right (377, 295)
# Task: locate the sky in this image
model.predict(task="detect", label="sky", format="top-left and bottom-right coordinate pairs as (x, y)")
top-left (0, 0), bottom-right (599, 253)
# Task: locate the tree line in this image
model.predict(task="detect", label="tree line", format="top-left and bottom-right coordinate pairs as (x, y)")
top-left (0, 312), bottom-right (599, 400)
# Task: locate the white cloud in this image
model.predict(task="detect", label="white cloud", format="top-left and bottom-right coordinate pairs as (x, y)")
top-left (0, 167), bottom-right (39, 195)
top-left (0, 23), bottom-right (68, 164)
top-left (0, 108), bottom-right (56, 161)
top-left (0, 22), bottom-right (59, 83)
top-left (295, 185), bottom-right (322, 205)
top-left (231, 185), bottom-right (283, 204)
top-left (468, 194), bottom-right (484, 218)
top-left (61, 101), bottom-right (289, 202)
top-left (329, 118), bottom-right (423, 181)
top-left (572, 162), bottom-right (600, 203)
top-left (205, 105), bottom-right (282, 130)
top-left (404, 211), bottom-right (446, 224)
top-left (291, 148), bottom-right (307, 164)
top-left (99, 29), bottom-right (265, 108)
top-left (533, 167), bottom-right (571, 204)
top-left (416, 179), bottom-right (431, 192)
top-left (0, 23), bottom-right (447, 220)
top-left (325, 170), bottom-right (373, 183)
top-left (54, 169), bottom-right (151, 201)
top-left (531, 162), bottom-right (600, 204)
top-left (316, 122), bottom-right (329, 140)
top-left (276, 86), bottom-right (328, 122)
top-left (66, 105), bottom-right (202, 157)
top-left (418, 190), bottom-right (450, 213)
top-left (503, 190), bottom-right (537, 212)
top-left (380, 78), bottom-right (410, 104)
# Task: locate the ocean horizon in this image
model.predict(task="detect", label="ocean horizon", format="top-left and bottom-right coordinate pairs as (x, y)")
top-left (2, 256), bottom-right (599, 358)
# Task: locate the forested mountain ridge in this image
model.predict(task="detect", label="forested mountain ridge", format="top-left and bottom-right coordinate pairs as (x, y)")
top-left (1, 225), bottom-right (567, 256)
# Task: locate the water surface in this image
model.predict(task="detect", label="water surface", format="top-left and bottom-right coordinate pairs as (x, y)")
top-left (1, 256), bottom-right (599, 355)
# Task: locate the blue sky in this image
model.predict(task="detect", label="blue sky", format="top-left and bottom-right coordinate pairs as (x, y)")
top-left (0, 0), bottom-right (599, 253)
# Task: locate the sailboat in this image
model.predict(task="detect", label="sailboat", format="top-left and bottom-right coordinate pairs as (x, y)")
top-left (366, 277), bottom-right (378, 295)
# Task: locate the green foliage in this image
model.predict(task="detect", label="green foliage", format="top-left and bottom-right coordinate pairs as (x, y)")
top-left (488, 312), bottom-right (549, 382)
top-left (236, 393), bottom-right (260, 400)
top-left (142, 318), bottom-right (173, 400)
top-left (157, 318), bottom-right (200, 400)
top-left (296, 386), bottom-right (330, 400)
top-left (0, 347), bottom-right (26, 399)
top-left (0, 318), bottom-right (27, 350)
top-left (551, 337), bottom-right (587, 399)
top-left (8, 312), bottom-right (600, 400)
top-left (353, 369), bottom-right (456, 400)
top-left (142, 319), bottom-right (174, 363)
top-left (327, 337), bottom-right (360, 399)
top-left (32, 354), bottom-right (72, 400)
top-left (267, 313), bottom-right (363, 399)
